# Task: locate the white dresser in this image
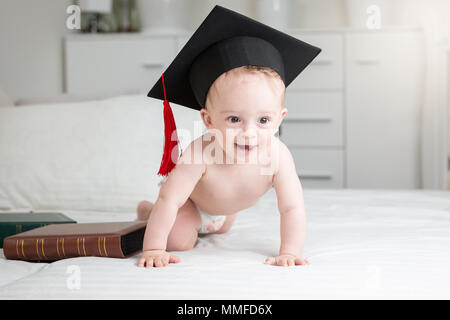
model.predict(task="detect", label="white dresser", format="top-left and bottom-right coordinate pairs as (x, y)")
top-left (64, 28), bottom-right (424, 189)
top-left (65, 32), bottom-right (184, 95)
top-left (282, 32), bottom-right (345, 188)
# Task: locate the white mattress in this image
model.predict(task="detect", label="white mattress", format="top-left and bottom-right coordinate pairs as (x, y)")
top-left (1, 188), bottom-right (449, 300)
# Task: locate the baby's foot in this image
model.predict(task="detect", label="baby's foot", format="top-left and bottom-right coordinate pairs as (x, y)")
top-left (136, 200), bottom-right (154, 221)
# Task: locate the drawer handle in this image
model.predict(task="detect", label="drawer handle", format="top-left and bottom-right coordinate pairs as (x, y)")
top-left (141, 62), bottom-right (164, 69)
top-left (285, 115), bottom-right (332, 122)
top-left (311, 60), bottom-right (333, 66)
top-left (355, 59), bottom-right (380, 65)
top-left (299, 171), bottom-right (333, 179)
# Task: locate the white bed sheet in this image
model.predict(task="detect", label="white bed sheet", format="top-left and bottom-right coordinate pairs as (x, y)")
top-left (0, 188), bottom-right (449, 300)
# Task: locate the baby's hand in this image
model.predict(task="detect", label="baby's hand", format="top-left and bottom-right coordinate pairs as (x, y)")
top-left (138, 249), bottom-right (181, 268)
top-left (264, 254), bottom-right (310, 267)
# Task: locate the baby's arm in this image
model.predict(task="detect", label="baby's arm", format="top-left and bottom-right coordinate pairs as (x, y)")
top-left (265, 142), bottom-right (310, 267)
top-left (138, 142), bottom-right (205, 267)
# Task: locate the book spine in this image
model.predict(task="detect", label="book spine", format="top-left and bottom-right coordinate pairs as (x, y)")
top-left (0, 223), bottom-right (50, 249)
top-left (3, 235), bottom-right (123, 261)
top-left (0, 222), bottom-right (76, 248)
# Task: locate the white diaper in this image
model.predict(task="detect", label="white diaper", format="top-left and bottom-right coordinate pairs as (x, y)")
top-left (193, 202), bottom-right (226, 234)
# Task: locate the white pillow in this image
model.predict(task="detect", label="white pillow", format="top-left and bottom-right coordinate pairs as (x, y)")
top-left (0, 94), bottom-right (203, 213)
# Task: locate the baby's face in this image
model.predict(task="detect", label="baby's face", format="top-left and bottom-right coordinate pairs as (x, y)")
top-left (200, 68), bottom-right (287, 163)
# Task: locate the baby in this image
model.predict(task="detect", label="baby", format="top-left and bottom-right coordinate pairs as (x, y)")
top-left (137, 65), bottom-right (309, 268)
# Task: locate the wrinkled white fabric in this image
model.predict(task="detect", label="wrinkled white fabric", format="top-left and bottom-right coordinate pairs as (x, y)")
top-left (0, 188), bottom-right (449, 299)
top-left (0, 94), bottom-right (202, 213)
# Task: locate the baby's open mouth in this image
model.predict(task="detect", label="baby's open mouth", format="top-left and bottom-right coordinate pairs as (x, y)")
top-left (234, 142), bottom-right (257, 152)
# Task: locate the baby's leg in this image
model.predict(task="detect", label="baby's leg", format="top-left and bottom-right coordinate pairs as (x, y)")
top-left (166, 199), bottom-right (202, 251)
top-left (136, 199), bottom-right (201, 251)
top-left (215, 214), bottom-right (237, 234)
top-left (136, 200), bottom-right (154, 221)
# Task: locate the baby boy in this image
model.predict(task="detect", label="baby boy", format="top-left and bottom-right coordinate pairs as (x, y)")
top-left (136, 6), bottom-right (321, 268)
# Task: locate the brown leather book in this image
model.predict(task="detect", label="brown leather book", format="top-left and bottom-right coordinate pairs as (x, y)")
top-left (3, 221), bottom-right (147, 261)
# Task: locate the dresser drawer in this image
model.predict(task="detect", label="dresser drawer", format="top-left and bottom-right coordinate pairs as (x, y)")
top-left (65, 36), bottom-right (177, 94)
top-left (289, 33), bottom-right (343, 90)
top-left (281, 91), bottom-right (343, 147)
top-left (289, 148), bottom-right (344, 188)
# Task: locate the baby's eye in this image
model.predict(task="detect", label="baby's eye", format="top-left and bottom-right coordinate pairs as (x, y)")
top-left (259, 117), bottom-right (270, 124)
top-left (227, 116), bottom-right (240, 123)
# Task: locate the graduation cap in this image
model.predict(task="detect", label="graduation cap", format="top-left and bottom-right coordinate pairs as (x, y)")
top-left (148, 5), bottom-right (321, 176)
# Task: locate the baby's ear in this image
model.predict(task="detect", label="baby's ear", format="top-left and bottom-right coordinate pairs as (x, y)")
top-left (275, 107), bottom-right (288, 134)
top-left (200, 108), bottom-right (213, 129)
top-left (279, 107), bottom-right (288, 124)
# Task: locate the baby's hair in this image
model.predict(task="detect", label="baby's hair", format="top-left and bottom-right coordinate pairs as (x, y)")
top-left (242, 65), bottom-right (283, 82)
top-left (204, 65), bottom-right (285, 110)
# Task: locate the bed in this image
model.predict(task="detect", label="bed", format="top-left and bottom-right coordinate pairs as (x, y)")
top-left (0, 94), bottom-right (449, 299)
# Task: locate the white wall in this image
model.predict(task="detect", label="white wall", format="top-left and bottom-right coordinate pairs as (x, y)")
top-left (1, 0), bottom-right (449, 102)
top-left (448, 52), bottom-right (450, 157)
top-left (290, 0), bottom-right (346, 29)
top-left (185, 0), bottom-right (257, 29)
top-left (0, 0), bottom-right (347, 101)
top-left (141, 0), bottom-right (347, 31)
top-left (0, 0), bottom-right (71, 101)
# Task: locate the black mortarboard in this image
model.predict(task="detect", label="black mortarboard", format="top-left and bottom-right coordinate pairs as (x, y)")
top-left (148, 5), bottom-right (321, 111)
top-left (148, 5), bottom-right (321, 176)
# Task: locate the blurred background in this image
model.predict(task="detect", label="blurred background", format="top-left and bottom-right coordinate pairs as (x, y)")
top-left (0, 0), bottom-right (449, 191)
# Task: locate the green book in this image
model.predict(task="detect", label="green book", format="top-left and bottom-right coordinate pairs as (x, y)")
top-left (0, 212), bottom-right (76, 248)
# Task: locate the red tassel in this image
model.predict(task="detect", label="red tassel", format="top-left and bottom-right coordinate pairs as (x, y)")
top-left (157, 74), bottom-right (179, 176)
